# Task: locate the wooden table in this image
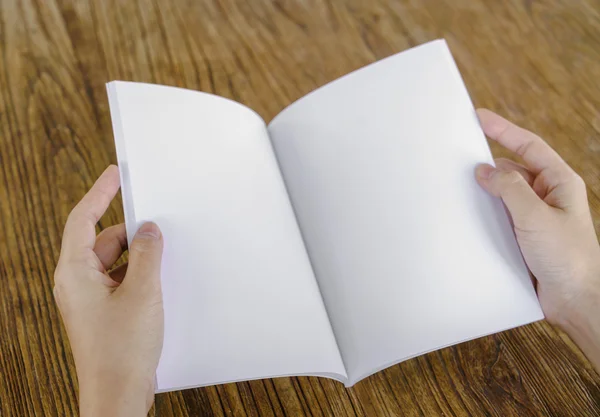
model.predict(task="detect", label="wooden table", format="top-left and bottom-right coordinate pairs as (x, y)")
top-left (1, 0), bottom-right (599, 415)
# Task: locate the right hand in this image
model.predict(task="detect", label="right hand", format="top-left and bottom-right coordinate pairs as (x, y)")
top-left (474, 109), bottom-right (600, 370)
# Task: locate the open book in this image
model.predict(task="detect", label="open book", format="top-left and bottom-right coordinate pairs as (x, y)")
top-left (106, 39), bottom-right (544, 393)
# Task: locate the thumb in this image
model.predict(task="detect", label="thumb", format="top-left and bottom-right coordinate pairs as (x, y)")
top-left (476, 164), bottom-right (548, 226)
top-left (122, 222), bottom-right (164, 291)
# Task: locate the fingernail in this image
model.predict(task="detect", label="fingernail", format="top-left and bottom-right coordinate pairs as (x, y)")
top-left (137, 222), bottom-right (161, 239)
top-left (475, 164), bottom-right (496, 180)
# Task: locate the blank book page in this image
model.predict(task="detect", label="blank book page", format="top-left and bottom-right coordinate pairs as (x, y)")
top-left (268, 40), bottom-right (544, 385)
top-left (108, 82), bottom-right (346, 391)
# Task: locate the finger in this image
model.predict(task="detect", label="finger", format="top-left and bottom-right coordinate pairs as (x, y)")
top-left (495, 158), bottom-right (547, 200)
top-left (477, 109), bottom-right (571, 176)
top-left (108, 262), bottom-right (128, 284)
top-left (120, 222), bottom-right (163, 293)
top-left (494, 158), bottom-right (535, 186)
top-left (62, 165), bottom-right (121, 255)
top-left (476, 164), bottom-right (549, 228)
top-left (94, 224), bottom-right (127, 270)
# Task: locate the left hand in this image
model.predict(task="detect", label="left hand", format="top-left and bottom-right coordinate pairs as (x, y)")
top-left (54, 165), bottom-right (164, 417)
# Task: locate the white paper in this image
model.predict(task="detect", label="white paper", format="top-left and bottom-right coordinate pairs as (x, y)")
top-left (268, 40), bottom-right (544, 385)
top-left (107, 82), bottom-right (346, 392)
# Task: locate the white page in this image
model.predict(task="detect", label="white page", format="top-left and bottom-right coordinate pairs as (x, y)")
top-left (268, 40), bottom-right (544, 385)
top-left (107, 81), bottom-right (346, 392)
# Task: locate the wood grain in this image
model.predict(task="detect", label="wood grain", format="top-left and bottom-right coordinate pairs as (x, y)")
top-left (0, 0), bottom-right (599, 415)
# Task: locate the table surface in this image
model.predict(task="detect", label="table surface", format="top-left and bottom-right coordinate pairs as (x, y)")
top-left (1, 0), bottom-right (600, 416)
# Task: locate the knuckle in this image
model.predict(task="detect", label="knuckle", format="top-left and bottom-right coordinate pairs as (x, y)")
top-left (65, 211), bottom-right (84, 233)
top-left (64, 212), bottom-right (76, 229)
top-left (53, 264), bottom-right (66, 286)
top-left (65, 206), bottom-right (81, 224)
top-left (571, 173), bottom-right (587, 190)
top-left (130, 237), bottom-right (159, 254)
top-left (95, 226), bottom-right (108, 240)
top-left (52, 285), bottom-right (61, 303)
top-left (53, 274), bottom-right (67, 297)
top-left (505, 170), bottom-right (523, 181)
top-left (559, 171), bottom-right (588, 202)
top-left (500, 170), bottom-right (524, 186)
top-left (52, 274), bottom-right (67, 307)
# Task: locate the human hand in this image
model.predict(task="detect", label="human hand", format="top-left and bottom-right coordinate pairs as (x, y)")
top-left (54, 165), bottom-right (164, 417)
top-left (475, 109), bottom-right (600, 370)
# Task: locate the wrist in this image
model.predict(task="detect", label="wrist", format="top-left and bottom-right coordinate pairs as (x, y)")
top-left (556, 261), bottom-right (600, 370)
top-left (560, 296), bottom-right (600, 340)
top-left (79, 369), bottom-right (154, 417)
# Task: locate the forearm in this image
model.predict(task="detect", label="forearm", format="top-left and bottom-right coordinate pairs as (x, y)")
top-left (79, 371), bottom-right (153, 417)
top-left (560, 269), bottom-right (600, 372)
top-left (565, 319), bottom-right (600, 372)
top-left (81, 397), bottom-right (147, 417)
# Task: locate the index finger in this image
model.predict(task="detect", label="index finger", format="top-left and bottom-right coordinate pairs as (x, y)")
top-left (62, 165), bottom-right (121, 256)
top-left (476, 109), bottom-right (571, 175)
